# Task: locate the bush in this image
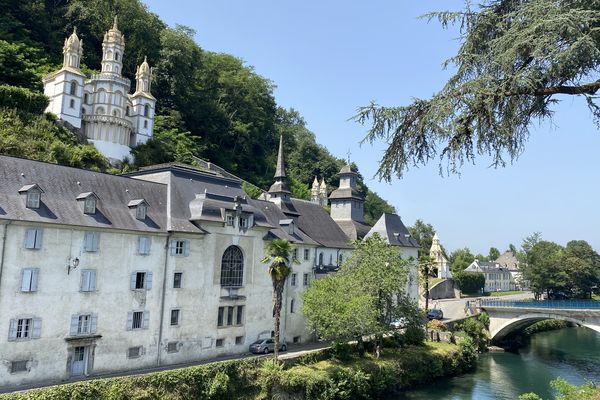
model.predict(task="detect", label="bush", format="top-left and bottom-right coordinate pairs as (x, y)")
top-left (454, 271), bottom-right (485, 294)
top-left (403, 325), bottom-right (426, 346)
top-left (427, 319), bottom-right (448, 331)
top-left (0, 85), bottom-right (48, 115)
top-left (478, 312), bottom-right (490, 330)
top-left (331, 341), bottom-right (353, 361)
top-left (456, 318), bottom-right (488, 352)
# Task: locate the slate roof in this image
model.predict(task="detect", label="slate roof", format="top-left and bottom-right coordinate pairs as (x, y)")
top-left (334, 219), bottom-right (372, 241)
top-left (289, 199), bottom-right (353, 249)
top-left (249, 199), bottom-right (318, 246)
top-left (465, 261), bottom-right (511, 273)
top-left (365, 213), bottom-right (419, 248)
top-left (328, 187), bottom-right (364, 200)
top-left (0, 155), bottom-right (167, 233)
top-left (495, 251), bottom-right (520, 270)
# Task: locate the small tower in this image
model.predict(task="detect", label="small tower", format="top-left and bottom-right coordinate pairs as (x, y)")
top-left (101, 16), bottom-right (125, 75)
top-left (319, 178), bottom-right (327, 205)
top-left (42, 28), bottom-right (85, 128)
top-left (310, 176), bottom-right (320, 204)
top-left (268, 135), bottom-right (292, 204)
top-left (130, 56), bottom-right (156, 145)
top-left (329, 164), bottom-right (364, 222)
top-left (430, 233), bottom-right (452, 279)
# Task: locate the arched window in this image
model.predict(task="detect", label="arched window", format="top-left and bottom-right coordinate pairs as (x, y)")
top-left (69, 99), bottom-right (75, 108)
top-left (220, 246), bottom-right (243, 287)
top-left (98, 90), bottom-right (106, 103)
top-left (84, 93), bottom-right (89, 104)
top-left (143, 120), bottom-right (148, 128)
top-left (70, 81), bottom-right (77, 95)
top-left (125, 106), bottom-right (130, 116)
top-left (144, 104), bottom-right (150, 117)
top-left (115, 52), bottom-right (120, 61)
top-left (96, 107), bottom-right (105, 115)
top-left (114, 91), bottom-right (122, 106)
top-left (112, 109), bottom-right (121, 118)
top-left (114, 65), bottom-right (119, 73)
top-left (107, 50), bottom-right (113, 60)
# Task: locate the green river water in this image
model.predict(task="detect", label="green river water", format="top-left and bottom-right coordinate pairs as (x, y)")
top-left (397, 327), bottom-right (600, 399)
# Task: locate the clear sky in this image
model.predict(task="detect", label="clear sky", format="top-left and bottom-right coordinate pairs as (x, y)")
top-left (143, 0), bottom-right (600, 255)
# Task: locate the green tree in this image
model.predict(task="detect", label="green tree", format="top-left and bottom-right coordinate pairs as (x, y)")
top-left (418, 255), bottom-right (436, 310)
top-left (261, 239), bottom-right (295, 362)
top-left (453, 271), bottom-right (485, 295)
top-left (408, 219), bottom-right (436, 258)
top-left (563, 240), bottom-right (600, 299)
top-left (521, 240), bottom-right (566, 299)
top-left (355, 1), bottom-right (600, 179)
top-left (488, 247), bottom-right (501, 261)
top-left (449, 247), bottom-right (475, 274)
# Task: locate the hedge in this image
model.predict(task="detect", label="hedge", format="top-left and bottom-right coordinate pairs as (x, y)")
top-left (0, 85), bottom-right (48, 116)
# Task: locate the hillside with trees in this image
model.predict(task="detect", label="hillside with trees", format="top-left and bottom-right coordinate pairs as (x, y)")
top-left (0, 0), bottom-right (394, 225)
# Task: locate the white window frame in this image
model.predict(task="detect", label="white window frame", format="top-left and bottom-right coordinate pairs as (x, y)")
top-left (290, 273), bottom-right (297, 286)
top-left (170, 239), bottom-right (190, 257)
top-left (173, 272), bottom-right (183, 289)
top-left (226, 214), bottom-right (235, 226)
top-left (304, 249), bottom-right (310, 261)
top-left (83, 197), bottom-right (96, 214)
top-left (69, 313), bottom-right (98, 336)
top-left (127, 310), bottom-right (149, 330)
top-left (26, 191), bottom-right (40, 209)
top-left (8, 317), bottom-right (41, 341)
top-left (136, 204), bottom-right (147, 221)
top-left (80, 269), bottom-right (97, 292)
top-left (20, 268), bottom-right (39, 292)
top-left (303, 273), bottom-right (309, 286)
top-left (239, 216), bottom-right (248, 229)
top-left (130, 271), bottom-right (152, 290)
top-left (170, 309), bottom-right (180, 326)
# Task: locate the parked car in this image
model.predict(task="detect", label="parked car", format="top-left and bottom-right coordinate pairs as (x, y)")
top-left (249, 338), bottom-right (287, 354)
top-left (390, 317), bottom-right (409, 329)
top-left (427, 309), bottom-right (444, 320)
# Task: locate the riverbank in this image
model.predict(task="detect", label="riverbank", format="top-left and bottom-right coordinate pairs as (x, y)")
top-left (0, 342), bottom-right (476, 400)
top-left (496, 319), bottom-right (573, 351)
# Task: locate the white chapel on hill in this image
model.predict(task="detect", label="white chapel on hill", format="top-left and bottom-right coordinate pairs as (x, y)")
top-left (43, 17), bottom-right (156, 162)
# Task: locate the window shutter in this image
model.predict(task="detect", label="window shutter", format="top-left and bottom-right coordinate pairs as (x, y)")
top-left (142, 311), bottom-right (150, 329)
top-left (21, 269), bottom-right (32, 291)
top-left (90, 313), bottom-right (98, 334)
top-left (30, 269), bottom-right (39, 291)
top-left (70, 315), bottom-right (79, 336)
top-left (31, 318), bottom-right (41, 338)
top-left (126, 311), bottom-right (133, 330)
top-left (80, 270), bottom-right (88, 291)
top-left (25, 229), bottom-right (36, 249)
top-left (145, 272), bottom-right (153, 290)
top-left (169, 240), bottom-right (177, 256)
top-left (92, 232), bottom-right (100, 252)
top-left (183, 240), bottom-right (190, 257)
top-left (89, 270), bottom-right (96, 291)
top-left (84, 232), bottom-right (92, 251)
top-left (8, 319), bottom-right (17, 341)
top-left (130, 272), bottom-right (137, 290)
top-left (34, 229), bottom-right (43, 249)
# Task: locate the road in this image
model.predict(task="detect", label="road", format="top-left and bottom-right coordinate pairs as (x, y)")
top-left (431, 292), bottom-right (534, 322)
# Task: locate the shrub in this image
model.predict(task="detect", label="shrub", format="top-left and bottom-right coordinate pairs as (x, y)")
top-left (427, 319), bottom-right (448, 331)
top-left (478, 312), bottom-right (490, 329)
top-left (456, 318), bottom-right (488, 352)
top-left (0, 85), bottom-right (48, 115)
top-left (331, 341), bottom-right (353, 361)
top-left (403, 325), bottom-right (426, 346)
top-left (454, 271), bottom-right (485, 294)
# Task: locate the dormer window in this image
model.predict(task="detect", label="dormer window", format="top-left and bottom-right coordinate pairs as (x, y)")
top-left (239, 216), bottom-right (248, 229)
top-left (76, 192), bottom-right (99, 215)
top-left (226, 213), bottom-right (235, 226)
top-left (128, 199), bottom-right (149, 221)
top-left (19, 184), bottom-right (43, 209)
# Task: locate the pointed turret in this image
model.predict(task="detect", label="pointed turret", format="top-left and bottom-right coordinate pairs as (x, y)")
top-left (101, 15), bottom-right (125, 75)
top-left (62, 27), bottom-right (83, 70)
top-left (134, 56), bottom-right (153, 95)
top-left (429, 232), bottom-right (451, 279)
top-left (319, 178), bottom-right (327, 196)
top-left (310, 176), bottom-right (320, 204)
top-left (268, 135), bottom-right (291, 199)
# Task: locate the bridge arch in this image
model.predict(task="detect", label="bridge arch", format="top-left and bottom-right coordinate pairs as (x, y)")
top-left (489, 312), bottom-right (600, 341)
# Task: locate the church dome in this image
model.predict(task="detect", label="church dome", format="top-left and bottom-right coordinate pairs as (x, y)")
top-left (139, 56), bottom-right (151, 74)
top-left (64, 28), bottom-right (81, 52)
top-left (104, 16), bottom-right (125, 45)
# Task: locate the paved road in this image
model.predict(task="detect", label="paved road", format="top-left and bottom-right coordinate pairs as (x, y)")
top-left (431, 292), bottom-right (534, 322)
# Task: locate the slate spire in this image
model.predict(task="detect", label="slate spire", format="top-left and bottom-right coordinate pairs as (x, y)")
top-left (274, 134), bottom-right (286, 178)
top-left (268, 135), bottom-right (291, 197)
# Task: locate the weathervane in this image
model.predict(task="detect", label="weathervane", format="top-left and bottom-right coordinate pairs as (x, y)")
top-left (346, 148), bottom-right (351, 164)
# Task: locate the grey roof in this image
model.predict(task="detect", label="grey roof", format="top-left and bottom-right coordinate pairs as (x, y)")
top-left (76, 192), bottom-right (98, 200)
top-left (495, 251), bottom-right (520, 270)
top-left (127, 198), bottom-right (148, 207)
top-left (274, 135), bottom-right (286, 178)
top-left (339, 164), bottom-right (358, 175)
top-left (127, 164), bottom-right (270, 233)
top-left (289, 199), bottom-right (353, 249)
top-left (0, 155), bottom-right (167, 233)
top-left (249, 199), bottom-right (318, 246)
top-left (18, 184), bottom-right (43, 193)
top-left (334, 219), bottom-right (372, 241)
top-left (365, 213), bottom-right (419, 248)
top-left (328, 187), bottom-right (364, 200)
top-left (465, 260), bottom-right (511, 273)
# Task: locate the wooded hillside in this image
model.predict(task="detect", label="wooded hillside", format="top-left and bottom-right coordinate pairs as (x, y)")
top-left (0, 0), bottom-right (394, 224)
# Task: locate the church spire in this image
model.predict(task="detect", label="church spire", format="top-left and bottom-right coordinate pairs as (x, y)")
top-left (135, 56), bottom-right (153, 94)
top-left (63, 27), bottom-right (83, 70)
top-left (101, 15), bottom-right (125, 76)
top-left (268, 135), bottom-right (291, 199)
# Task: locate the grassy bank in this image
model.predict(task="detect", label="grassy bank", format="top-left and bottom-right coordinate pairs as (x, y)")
top-left (0, 342), bottom-right (475, 400)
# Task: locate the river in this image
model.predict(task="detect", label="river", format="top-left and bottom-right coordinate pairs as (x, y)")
top-left (398, 327), bottom-right (600, 399)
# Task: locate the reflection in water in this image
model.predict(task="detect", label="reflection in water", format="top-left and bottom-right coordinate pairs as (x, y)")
top-left (397, 327), bottom-right (600, 400)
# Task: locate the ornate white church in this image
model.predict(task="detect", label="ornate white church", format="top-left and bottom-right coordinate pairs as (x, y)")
top-left (42, 17), bottom-right (156, 162)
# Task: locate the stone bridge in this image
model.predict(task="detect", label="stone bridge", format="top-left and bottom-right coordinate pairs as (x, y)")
top-left (478, 299), bottom-right (600, 341)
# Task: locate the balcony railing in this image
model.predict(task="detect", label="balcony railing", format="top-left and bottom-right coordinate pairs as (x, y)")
top-left (480, 299), bottom-right (600, 310)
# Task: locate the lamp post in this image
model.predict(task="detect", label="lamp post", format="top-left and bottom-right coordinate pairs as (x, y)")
top-left (67, 257), bottom-right (80, 275)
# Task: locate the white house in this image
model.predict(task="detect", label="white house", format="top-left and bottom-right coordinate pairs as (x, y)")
top-left (464, 260), bottom-right (516, 292)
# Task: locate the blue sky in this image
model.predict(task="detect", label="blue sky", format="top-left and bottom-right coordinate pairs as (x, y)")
top-left (143, 0), bottom-right (600, 255)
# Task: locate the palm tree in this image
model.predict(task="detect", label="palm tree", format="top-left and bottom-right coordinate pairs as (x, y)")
top-left (261, 239), bottom-right (295, 361)
top-left (418, 255), bottom-right (436, 311)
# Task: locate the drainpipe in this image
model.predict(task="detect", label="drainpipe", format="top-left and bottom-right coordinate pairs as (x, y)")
top-left (0, 222), bottom-right (12, 297)
top-left (156, 232), bottom-right (171, 366)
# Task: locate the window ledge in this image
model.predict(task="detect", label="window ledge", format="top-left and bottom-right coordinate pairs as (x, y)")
top-left (65, 334), bottom-right (102, 342)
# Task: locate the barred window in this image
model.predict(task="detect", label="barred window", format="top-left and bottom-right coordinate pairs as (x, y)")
top-left (220, 246), bottom-right (243, 287)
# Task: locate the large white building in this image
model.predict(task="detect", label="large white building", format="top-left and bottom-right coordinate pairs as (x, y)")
top-left (43, 17), bottom-right (156, 162)
top-left (0, 139), bottom-right (419, 388)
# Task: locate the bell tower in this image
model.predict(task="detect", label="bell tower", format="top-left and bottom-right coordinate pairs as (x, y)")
top-left (101, 16), bottom-right (125, 76)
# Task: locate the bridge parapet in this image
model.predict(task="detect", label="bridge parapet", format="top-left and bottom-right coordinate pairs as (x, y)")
top-left (481, 299), bottom-right (600, 310)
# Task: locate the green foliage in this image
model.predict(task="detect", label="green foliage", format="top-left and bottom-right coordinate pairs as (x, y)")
top-left (0, 85), bottom-right (48, 116)
top-left (456, 318), bottom-right (488, 352)
top-left (478, 312), bottom-right (490, 330)
top-left (363, 190), bottom-right (395, 225)
top-left (453, 271), bottom-right (485, 294)
top-left (523, 319), bottom-right (571, 336)
top-left (303, 235), bottom-right (417, 347)
top-left (488, 247), bottom-right (501, 261)
top-left (520, 378), bottom-right (600, 400)
top-left (242, 182), bottom-right (264, 199)
top-left (0, 108), bottom-right (108, 171)
top-left (403, 325), bottom-right (427, 346)
top-left (0, 40), bottom-right (47, 90)
top-left (355, 0), bottom-right (600, 179)
top-left (290, 175), bottom-right (311, 200)
top-left (449, 247), bottom-right (475, 273)
top-left (409, 219), bottom-right (436, 258)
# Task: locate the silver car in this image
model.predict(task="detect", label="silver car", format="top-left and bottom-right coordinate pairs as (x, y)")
top-left (249, 338), bottom-right (287, 354)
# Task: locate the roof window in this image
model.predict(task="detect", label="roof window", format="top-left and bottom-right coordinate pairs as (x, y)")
top-left (19, 184), bottom-right (43, 209)
top-left (128, 199), bottom-right (149, 221)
